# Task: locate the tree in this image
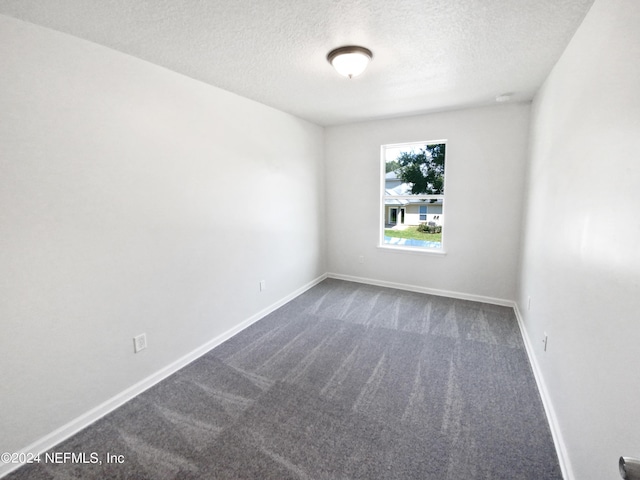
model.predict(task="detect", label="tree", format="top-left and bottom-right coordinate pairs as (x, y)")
top-left (395, 143), bottom-right (446, 195)
top-left (385, 160), bottom-right (400, 173)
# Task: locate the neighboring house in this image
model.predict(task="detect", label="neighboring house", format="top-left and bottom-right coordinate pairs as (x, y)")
top-left (384, 170), bottom-right (443, 227)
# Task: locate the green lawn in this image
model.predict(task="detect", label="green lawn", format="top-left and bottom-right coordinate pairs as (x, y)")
top-left (384, 226), bottom-right (442, 243)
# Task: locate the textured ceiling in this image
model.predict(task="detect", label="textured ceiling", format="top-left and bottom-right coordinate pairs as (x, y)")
top-left (0, 0), bottom-right (595, 126)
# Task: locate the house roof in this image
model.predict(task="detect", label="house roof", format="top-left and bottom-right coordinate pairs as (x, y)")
top-left (385, 170), bottom-right (444, 204)
top-left (384, 198), bottom-right (443, 205)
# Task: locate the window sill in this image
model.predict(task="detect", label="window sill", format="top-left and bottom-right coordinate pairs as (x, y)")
top-left (377, 244), bottom-right (447, 256)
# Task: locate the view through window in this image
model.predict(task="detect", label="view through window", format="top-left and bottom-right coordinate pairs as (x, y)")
top-left (381, 140), bottom-right (446, 251)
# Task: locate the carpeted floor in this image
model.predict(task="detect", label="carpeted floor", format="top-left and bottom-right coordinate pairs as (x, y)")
top-left (5, 279), bottom-right (562, 479)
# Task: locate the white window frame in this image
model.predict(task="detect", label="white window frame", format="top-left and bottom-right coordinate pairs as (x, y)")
top-left (379, 140), bottom-right (447, 254)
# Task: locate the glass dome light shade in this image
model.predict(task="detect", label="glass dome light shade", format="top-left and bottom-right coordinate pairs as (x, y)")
top-left (327, 46), bottom-right (373, 78)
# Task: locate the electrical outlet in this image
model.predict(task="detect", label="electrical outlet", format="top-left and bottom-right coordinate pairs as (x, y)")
top-left (527, 296), bottom-right (532, 310)
top-left (259, 280), bottom-right (266, 292)
top-left (358, 255), bottom-right (364, 264)
top-left (543, 332), bottom-right (548, 352)
top-left (134, 333), bottom-right (147, 353)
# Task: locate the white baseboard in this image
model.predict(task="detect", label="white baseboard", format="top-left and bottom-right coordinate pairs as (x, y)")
top-left (329, 272), bottom-right (572, 479)
top-left (2, 273), bottom-right (571, 480)
top-left (326, 272), bottom-right (513, 307)
top-left (0, 273), bottom-right (327, 479)
top-left (513, 303), bottom-right (573, 480)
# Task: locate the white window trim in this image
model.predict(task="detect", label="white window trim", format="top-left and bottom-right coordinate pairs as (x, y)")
top-left (379, 140), bottom-right (447, 254)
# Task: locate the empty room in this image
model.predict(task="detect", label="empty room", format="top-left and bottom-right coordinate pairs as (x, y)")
top-left (1, 0), bottom-right (638, 479)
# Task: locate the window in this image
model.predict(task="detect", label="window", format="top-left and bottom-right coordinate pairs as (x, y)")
top-left (381, 140), bottom-right (446, 251)
top-left (419, 205), bottom-right (427, 221)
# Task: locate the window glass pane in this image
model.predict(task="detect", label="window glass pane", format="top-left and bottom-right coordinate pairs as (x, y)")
top-left (383, 141), bottom-right (446, 250)
top-left (384, 143), bottom-right (445, 197)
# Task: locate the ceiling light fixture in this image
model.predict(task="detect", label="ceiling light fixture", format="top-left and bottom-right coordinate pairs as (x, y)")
top-left (327, 46), bottom-right (373, 79)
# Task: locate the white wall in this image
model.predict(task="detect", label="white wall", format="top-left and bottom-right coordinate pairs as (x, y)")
top-left (517, 0), bottom-right (640, 478)
top-left (325, 104), bottom-right (530, 302)
top-left (0, 14), bottom-right (325, 459)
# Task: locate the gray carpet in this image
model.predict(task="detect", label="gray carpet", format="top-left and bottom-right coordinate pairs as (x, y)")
top-left (5, 279), bottom-right (562, 479)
